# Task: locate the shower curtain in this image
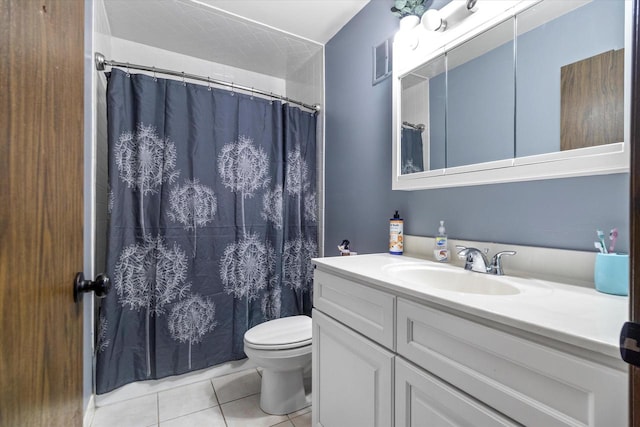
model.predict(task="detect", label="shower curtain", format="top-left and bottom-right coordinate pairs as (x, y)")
top-left (401, 127), bottom-right (424, 174)
top-left (96, 68), bottom-right (318, 394)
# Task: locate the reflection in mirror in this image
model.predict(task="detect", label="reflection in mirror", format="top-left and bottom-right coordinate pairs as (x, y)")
top-left (400, 54), bottom-right (446, 174)
top-left (516, 0), bottom-right (625, 158)
top-left (401, 123), bottom-right (425, 174)
top-left (446, 18), bottom-right (515, 168)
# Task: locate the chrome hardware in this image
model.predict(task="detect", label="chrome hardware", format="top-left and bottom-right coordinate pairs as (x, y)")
top-left (491, 250), bottom-right (517, 275)
top-left (456, 245), bottom-right (516, 275)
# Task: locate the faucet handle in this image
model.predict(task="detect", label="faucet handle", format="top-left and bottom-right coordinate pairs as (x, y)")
top-left (491, 250), bottom-right (516, 275)
top-left (456, 246), bottom-right (491, 273)
top-left (455, 245), bottom-right (479, 260)
top-left (494, 250), bottom-right (516, 259)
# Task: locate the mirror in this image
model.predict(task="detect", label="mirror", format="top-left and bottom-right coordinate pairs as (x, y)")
top-left (515, 0), bottom-right (624, 158)
top-left (446, 18), bottom-right (514, 168)
top-left (400, 55), bottom-right (445, 173)
top-left (394, 0), bottom-right (629, 189)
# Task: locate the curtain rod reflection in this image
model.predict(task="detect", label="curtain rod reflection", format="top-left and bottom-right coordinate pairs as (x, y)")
top-left (94, 52), bottom-right (321, 112)
top-left (402, 121), bottom-right (425, 131)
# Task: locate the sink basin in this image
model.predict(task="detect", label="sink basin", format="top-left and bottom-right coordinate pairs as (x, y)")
top-left (383, 263), bottom-right (521, 295)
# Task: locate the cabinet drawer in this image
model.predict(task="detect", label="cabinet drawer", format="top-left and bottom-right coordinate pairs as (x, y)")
top-left (396, 357), bottom-right (520, 427)
top-left (314, 269), bottom-right (395, 349)
top-left (397, 298), bottom-right (627, 427)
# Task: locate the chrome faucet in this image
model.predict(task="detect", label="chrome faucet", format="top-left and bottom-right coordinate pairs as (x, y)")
top-left (455, 245), bottom-right (516, 275)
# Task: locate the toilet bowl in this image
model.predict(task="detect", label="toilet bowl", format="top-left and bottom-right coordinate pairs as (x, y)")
top-left (243, 315), bottom-right (312, 415)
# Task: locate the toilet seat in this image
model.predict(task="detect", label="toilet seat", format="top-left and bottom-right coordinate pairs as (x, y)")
top-left (244, 315), bottom-right (312, 350)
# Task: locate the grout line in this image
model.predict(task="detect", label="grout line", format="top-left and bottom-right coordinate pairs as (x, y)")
top-left (211, 378), bottom-right (220, 406)
top-left (156, 393), bottom-right (160, 426)
top-left (218, 391), bottom-right (261, 406)
top-left (211, 379), bottom-right (229, 426)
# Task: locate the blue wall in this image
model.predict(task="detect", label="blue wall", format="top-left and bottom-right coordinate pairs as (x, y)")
top-left (324, 0), bottom-right (629, 255)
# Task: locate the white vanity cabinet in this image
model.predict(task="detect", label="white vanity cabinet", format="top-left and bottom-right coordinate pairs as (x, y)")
top-left (312, 310), bottom-right (394, 427)
top-left (312, 264), bottom-right (628, 427)
top-left (397, 298), bottom-right (626, 427)
top-left (395, 357), bottom-right (519, 427)
top-left (312, 269), bottom-right (395, 427)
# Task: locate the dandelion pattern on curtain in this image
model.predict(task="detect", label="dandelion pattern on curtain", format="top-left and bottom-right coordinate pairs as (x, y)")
top-left (96, 69), bottom-right (317, 394)
top-left (168, 179), bottom-right (217, 257)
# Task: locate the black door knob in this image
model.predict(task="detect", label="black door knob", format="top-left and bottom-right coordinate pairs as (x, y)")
top-left (74, 272), bottom-right (111, 303)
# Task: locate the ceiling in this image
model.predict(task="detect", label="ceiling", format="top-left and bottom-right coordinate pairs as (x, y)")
top-left (191, 0), bottom-right (371, 44)
top-left (102, 0), bottom-right (370, 79)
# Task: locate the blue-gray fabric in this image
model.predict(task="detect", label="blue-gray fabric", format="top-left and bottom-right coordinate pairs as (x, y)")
top-left (96, 69), bottom-right (317, 394)
top-left (401, 127), bottom-right (424, 173)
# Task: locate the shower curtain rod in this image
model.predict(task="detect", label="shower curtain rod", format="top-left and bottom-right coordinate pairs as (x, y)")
top-left (94, 52), bottom-right (321, 112)
top-left (402, 121), bottom-right (425, 131)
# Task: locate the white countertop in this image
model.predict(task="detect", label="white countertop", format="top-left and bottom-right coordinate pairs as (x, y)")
top-left (312, 253), bottom-right (628, 362)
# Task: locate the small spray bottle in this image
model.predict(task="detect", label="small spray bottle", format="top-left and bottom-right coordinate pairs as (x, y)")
top-left (434, 220), bottom-right (449, 262)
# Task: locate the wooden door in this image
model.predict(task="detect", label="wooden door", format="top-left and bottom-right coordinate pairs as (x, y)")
top-left (0, 0), bottom-right (85, 426)
top-left (560, 48), bottom-right (625, 151)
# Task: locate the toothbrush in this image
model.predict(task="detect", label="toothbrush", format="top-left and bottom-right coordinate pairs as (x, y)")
top-left (596, 230), bottom-right (608, 254)
top-left (609, 228), bottom-right (618, 253)
top-left (594, 241), bottom-right (605, 253)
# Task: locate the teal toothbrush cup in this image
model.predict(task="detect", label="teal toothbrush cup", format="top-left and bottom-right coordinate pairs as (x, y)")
top-left (594, 253), bottom-right (629, 296)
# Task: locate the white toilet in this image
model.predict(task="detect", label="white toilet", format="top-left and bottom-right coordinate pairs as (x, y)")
top-left (243, 315), bottom-right (312, 415)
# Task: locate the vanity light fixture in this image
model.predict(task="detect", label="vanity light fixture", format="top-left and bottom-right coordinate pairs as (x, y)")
top-left (466, 0), bottom-right (479, 12)
top-left (395, 30), bottom-right (420, 50)
top-left (422, 0), bottom-right (479, 32)
top-left (422, 9), bottom-right (446, 32)
top-left (399, 14), bottom-right (420, 31)
top-left (395, 14), bottom-right (420, 50)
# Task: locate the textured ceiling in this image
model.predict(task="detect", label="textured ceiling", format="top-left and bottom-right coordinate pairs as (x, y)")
top-left (103, 0), bottom-right (370, 79)
top-left (191, 0), bottom-right (371, 44)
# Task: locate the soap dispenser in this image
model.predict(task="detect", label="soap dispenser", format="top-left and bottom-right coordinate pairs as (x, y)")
top-left (434, 220), bottom-right (449, 262)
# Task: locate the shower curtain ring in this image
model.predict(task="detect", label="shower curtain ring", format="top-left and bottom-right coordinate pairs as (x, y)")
top-left (126, 63), bottom-right (130, 77)
top-left (269, 92), bottom-right (274, 105)
top-left (250, 87), bottom-right (254, 100)
top-left (207, 77), bottom-right (212, 91)
top-left (181, 72), bottom-right (186, 86)
top-left (152, 66), bottom-right (157, 82)
top-left (231, 82), bottom-right (235, 96)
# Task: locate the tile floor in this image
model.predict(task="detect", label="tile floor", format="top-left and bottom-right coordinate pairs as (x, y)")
top-left (91, 368), bottom-right (312, 427)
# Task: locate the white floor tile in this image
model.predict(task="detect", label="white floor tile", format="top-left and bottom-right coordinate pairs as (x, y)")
top-left (91, 394), bottom-right (158, 427)
top-left (287, 405), bottom-right (311, 419)
top-left (212, 369), bottom-right (261, 404)
top-left (158, 380), bottom-right (219, 421)
top-left (290, 411), bottom-right (312, 427)
top-left (92, 368), bottom-right (311, 427)
top-left (222, 394), bottom-right (289, 427)
top-left (158, 406), bottom-right (226, 427)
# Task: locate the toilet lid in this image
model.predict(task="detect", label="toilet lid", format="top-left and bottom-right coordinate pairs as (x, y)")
top-left (244, 315), bottom-right (312, 350)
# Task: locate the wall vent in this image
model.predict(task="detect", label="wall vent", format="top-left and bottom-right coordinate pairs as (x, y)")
top-left (373, 36), bottom-right (393, 85)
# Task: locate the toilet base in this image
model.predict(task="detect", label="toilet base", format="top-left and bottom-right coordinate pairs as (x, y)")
top-left (259, 368), bottom-right (308, 415)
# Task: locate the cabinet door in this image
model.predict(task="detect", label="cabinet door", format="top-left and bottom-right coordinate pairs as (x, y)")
top-left (312, 309), bottom-right (394, 427)
top-left (396, 358), bottom-right (520, 427)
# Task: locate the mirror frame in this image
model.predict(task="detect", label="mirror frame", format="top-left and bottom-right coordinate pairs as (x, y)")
top-left (392, 0), bottom-right (631, 191)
